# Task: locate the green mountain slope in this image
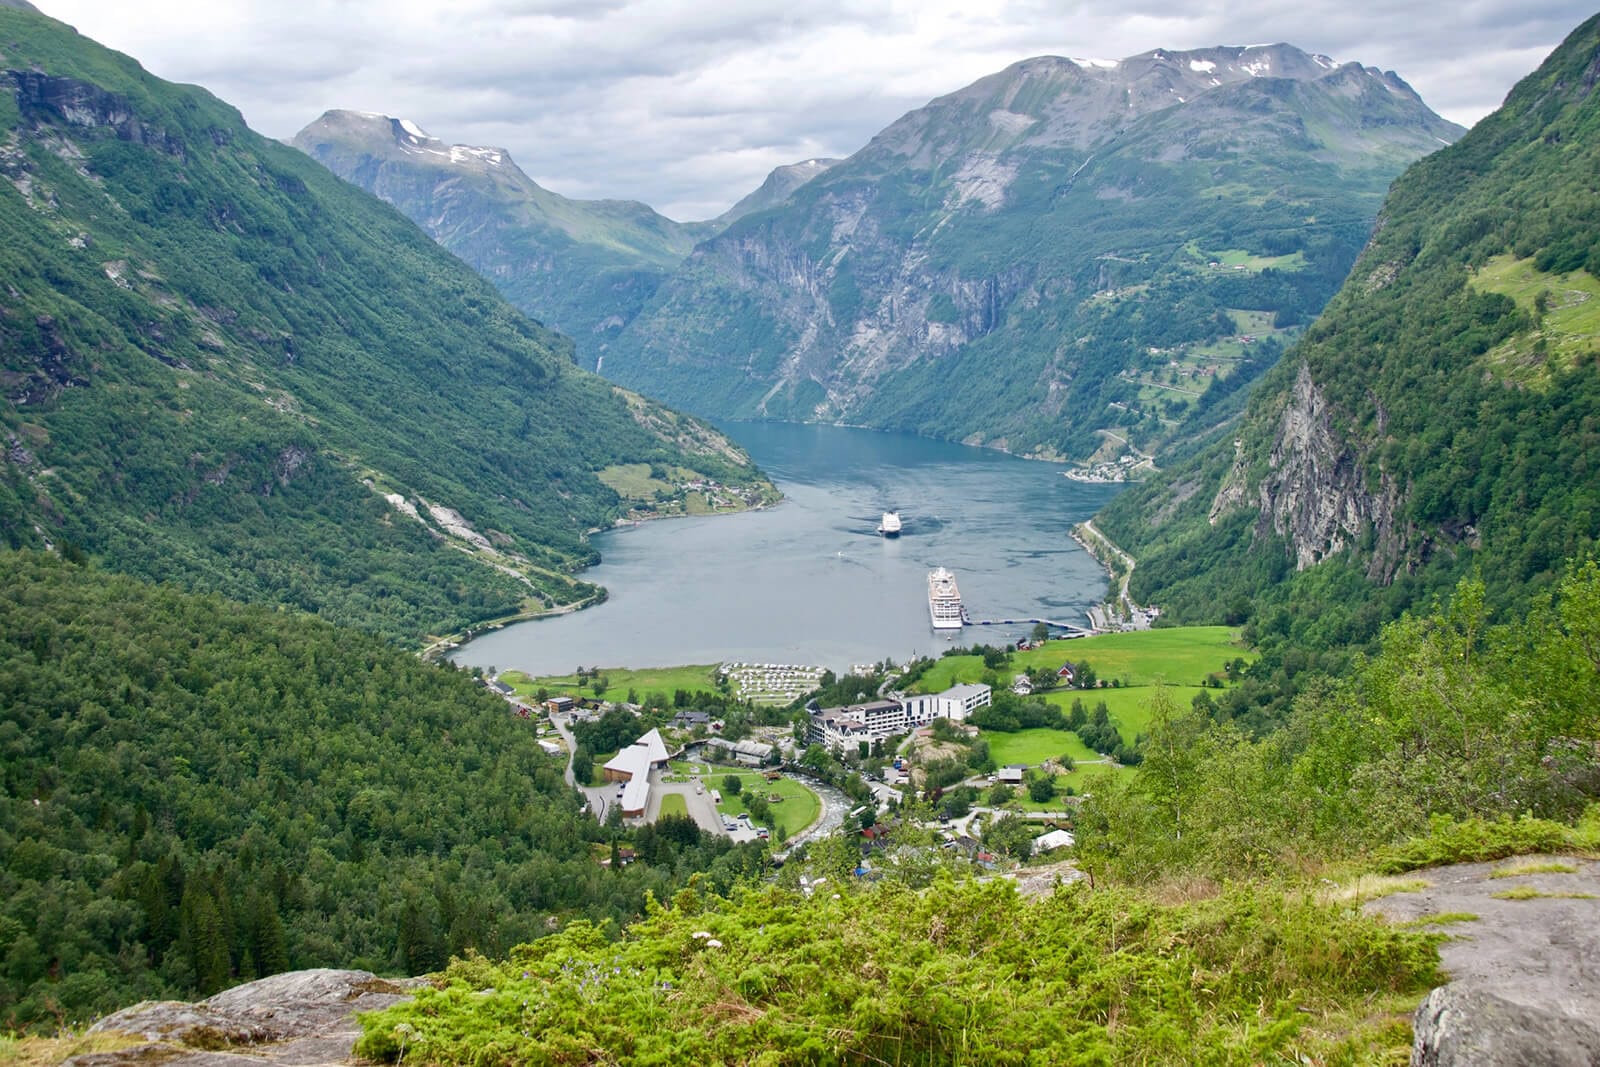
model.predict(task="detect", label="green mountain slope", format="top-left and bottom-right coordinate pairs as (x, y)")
top-left (0, 9), bottom-right (771, 643)
top-left (1095, 14), bottom-right (1600, 648)
top-left (292, 115), bottom-right (839, 367)
top-left (0, 551), bottom-right (765, 1028)
top-left (602, 46), bottom-right (1462, 462)
top-left (292, 110), bottom-right (704, 362)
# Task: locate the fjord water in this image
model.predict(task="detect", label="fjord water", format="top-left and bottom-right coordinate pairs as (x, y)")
top-left (453, 422), bottom-right (1123, 675)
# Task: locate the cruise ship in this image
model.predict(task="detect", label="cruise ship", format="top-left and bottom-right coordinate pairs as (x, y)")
top-left (928, 567), bottom-right (964, 629)
top-left (877, 511), bottom-right (902, 537)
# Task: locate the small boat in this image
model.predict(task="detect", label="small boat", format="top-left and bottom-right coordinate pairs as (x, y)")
top-left (877, 511), bottom-right (902, 537)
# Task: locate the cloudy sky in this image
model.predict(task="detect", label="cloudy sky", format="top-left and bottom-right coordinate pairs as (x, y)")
top-left (36, 1), bottom-right (1597, 220)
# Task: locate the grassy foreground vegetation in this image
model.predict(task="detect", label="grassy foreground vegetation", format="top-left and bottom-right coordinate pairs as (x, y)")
top-left (356, 879), bottom-right (1441, 1066)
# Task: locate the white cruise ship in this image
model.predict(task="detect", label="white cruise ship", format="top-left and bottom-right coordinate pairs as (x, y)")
top-left (928, 567), bottom-right (964, 629)
top-left (877, 511), bottom-right (902, 537)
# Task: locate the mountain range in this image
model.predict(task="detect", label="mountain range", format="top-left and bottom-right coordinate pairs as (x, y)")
top-left (1096, 12), bottom-right (1600, 651)
top-left (0, 6), bottom-right (772, 644)
top-left (292, 112), bottom-right (835, 364)
top-left (595, 45), bottom-right (1463, 461)
top-left (299, 46), bottom-right (1461, 465)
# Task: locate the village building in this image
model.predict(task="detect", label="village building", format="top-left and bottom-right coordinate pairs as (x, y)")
top-left (705, 736), bottom-right (777, 767)
top-left (900, 682), bottom-right (992, 726)
top-left (602, 728), bottom-right (670, 817)
top-left (997, 764), bottom-right (1026, 786)
top-left (1033, 828), bottom-right (1076, 853)
top-left (1011, 674), bottom-right (1033, 695)
top-left (544, 695), bottom-right (576, 715)
top-left (810, 684), bottom-right (992, 750)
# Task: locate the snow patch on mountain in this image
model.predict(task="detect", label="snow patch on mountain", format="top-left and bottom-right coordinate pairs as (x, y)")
top-left (1189, 59), bottom-right (1216, 73)
top-left (1069, 57), bottom-right (1119, 70)
top-left (449, 145), bottom-right (503, 166)
top-left (398, 118), bottom-right (428, 139)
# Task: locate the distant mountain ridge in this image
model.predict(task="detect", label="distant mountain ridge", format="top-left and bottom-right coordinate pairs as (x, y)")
top-left (293, 113), bottom-right (837, 363)
top-left (292, 109), bottom-right (700, 357)
top-left (0, 7), bottom-right (771, 643)
top-left (1094, 13), bottom-right (1600, 645)
top-left (713, 157), bottom-right (839, 224)
top-left (599, 44), bottom-right (1462, 461)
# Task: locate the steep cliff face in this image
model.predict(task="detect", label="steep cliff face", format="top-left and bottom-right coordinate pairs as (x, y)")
top-left (605, 46), bottom-right (1462, 460)
top-left (1240, 365), bottom-right (1407, 579)
top-left (1094, 14), bottom-right (1600, 632)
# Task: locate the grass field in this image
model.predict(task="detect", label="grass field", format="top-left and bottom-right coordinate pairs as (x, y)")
top-left (1039, 686), bottom-right (1211, 745)
top-left (658, 794), bottom-right (689, 818)
top-left (913, 626), bottom-right (1251, 693)
top-left (504, 664), bottom-right (723, 700)
top-left (597, 463), bottom-right (677, 500)
top-left (711, 770), bottom-right (822, 838)
top-left (983, 728), bottom-right (1099, 766)
top-left (1472, 253), bottom-right (1600, 382)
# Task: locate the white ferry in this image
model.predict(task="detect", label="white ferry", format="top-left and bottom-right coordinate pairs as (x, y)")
top-left (877, 511), bottom-right (902, 537)
top-left (928, 567), bottom-right (964, 629)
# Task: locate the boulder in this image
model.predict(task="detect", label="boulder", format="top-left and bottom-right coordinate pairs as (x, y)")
top-left (1413, 983), bottom-right (1600, 1066)
top-left (75, 969), bottom-right (415, 1067)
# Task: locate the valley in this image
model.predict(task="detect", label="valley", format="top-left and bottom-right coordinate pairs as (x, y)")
top-left (3, 3), bottom-right (1600, 1064)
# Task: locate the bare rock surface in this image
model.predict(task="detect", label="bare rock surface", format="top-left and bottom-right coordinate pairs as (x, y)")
top-left (1362, 855), bottom-right (1600, 1065)
top-left (73, 969), bottom-right (416, 1067)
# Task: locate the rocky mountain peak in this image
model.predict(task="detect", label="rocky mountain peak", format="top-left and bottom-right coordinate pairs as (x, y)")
top-left (295, 108), bottom-right (515, 172)
top-left (714, 156), bottom-right (841, 224)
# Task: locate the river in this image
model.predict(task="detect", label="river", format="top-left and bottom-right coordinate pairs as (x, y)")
top-left (452, 422), bottom-right (1124, 675)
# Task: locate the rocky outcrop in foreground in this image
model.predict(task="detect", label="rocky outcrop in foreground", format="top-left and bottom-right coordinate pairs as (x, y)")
top-left (1364, 855), bottom-right (1600, 1066)
top-left (1412, 984), bottom-right (1600, 1066)
top-left (72, 969), bottom-right (415, 1067)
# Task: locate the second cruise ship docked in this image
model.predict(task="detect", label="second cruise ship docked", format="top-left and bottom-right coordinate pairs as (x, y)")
top-left (928, 567), bottom-right (964, 629)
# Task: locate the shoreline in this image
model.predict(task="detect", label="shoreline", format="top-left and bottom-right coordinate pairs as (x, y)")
top-left (430, 493), bottom-right (781, 662)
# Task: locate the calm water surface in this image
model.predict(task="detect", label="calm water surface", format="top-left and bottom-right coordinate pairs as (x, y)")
top-left (452, 423), bottom-right (1124, 675)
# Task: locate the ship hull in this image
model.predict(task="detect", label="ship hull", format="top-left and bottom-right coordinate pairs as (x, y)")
top-left (927, 567), bottom-right (964, 629)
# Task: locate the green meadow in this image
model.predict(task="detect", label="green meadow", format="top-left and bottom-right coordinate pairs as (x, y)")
top-left (711, 771), bottom-right (822, 838)
top-left (503, 664), bottom-right (724, 700)
top-left (915, 626), bottom-right (1251, 692)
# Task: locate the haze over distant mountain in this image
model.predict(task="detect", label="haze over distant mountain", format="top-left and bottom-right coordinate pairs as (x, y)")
top-left (712, 157), bottom-right (840, 225)
top-left (1095, 13), bottom-right (1600, 645)
top-left (293, 113), bottom-right (839, 364)
top-left (292, 109), bottom-right (708, 359)
top-left (601, 44), bottom-right (1463, 462)
top-left (0, 6), bottom-right (771, 643)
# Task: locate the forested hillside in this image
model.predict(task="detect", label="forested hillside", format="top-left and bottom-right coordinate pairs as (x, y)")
top-left (601, 46), bottom-right (1460, 462)
top-left (0, 8), bottom-right (770, 644)
top-left (1096, 12), bottom-right (1600, 659)
top-left (0, 552), bottom-right (764, 1029)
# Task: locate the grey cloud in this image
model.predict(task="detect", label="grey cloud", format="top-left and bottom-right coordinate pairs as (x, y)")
top-left (39, 0), bottom-right (1600, 218)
